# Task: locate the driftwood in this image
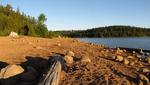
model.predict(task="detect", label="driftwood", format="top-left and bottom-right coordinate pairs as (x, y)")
top-left (38, 56), bottom-right (66, 85)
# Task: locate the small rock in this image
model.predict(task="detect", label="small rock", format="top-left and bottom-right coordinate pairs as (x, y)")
top-left (127, 56), bottom-right (134, 59)
top-left (132, 51), bottom-right (136, 54)
top-left (138, 74), bottom-right (149, 83)
top-left (81, 56), bottom-right (91, 64)
top-left (140, 49), bottom-right (144, 55)
top-left (116, 56), bottom-right (124, 62)
top-left (0, 64), bottom-right (24, 79)
top-left (123, 58), bottom-right (130, 65)
top-left (112, 56), bottom-right (116, 60)
top-left (9, 32), bottom-right (19, 38)
top-left (64, 55), bottom-right (73, 66)
top-left (116, 48), bottom-right (123, 53)
top-left (123, 49), bottom-right (127, 52)
top-left (145, 53), bottom-right (149, 56)
top-left (66, 51), bottom-right (75, 57)
top-left (142, 68), bottom-right (150, 73)
top-left (57, 43), bottom-right (61, 46)
top-left (146, 57), bottom-right (150, 64)
top-left (129, 62), bottom-right (135, 66)
top-left (137, 55), bottom-right (142, 58)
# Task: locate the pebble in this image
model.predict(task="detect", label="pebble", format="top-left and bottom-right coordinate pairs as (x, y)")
top-left (127, 56), bottom-right (134, 59)
top-left (138, 74), bottom-right (149, 83)
top-left (116, 56), bottom-right (124, 62)
top-left (112, 56), bottom-right (116, 60)
top-left (129, 62), bottom-right (135, 66)
top-left (142, 68), bottom-right (150, 73)
top-left (132, 51), bottom-right (136, 54)
top-left (146, 57), bottom-right (150, 64)
top-left (123, 58), bottom-right (130, 65)
top-left (57, 43), bottom-right (61, 46)
top-left (81, 56), bottom-right (91, 64)
top-left (66, 51), bottom-right (75, 57)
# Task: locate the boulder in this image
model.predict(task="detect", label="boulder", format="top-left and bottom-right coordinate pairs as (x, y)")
top-left (9, 32), bottom-right (19, 38)
top-left (123, 58), bottom-right (129, 65)
top-left (64, 55), bottom-right (73, 66)
top-left (65, 51), bottom-right (75, 57)
top-left (0, 65), bottom-right (24, 85)
top-left (116, 56), bottom-right (124, 62)
top-left (0, 64), bottom-right (24, 79)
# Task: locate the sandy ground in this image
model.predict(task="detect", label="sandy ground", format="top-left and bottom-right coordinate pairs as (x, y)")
top-left (0, 36), bottom-right (149, 85)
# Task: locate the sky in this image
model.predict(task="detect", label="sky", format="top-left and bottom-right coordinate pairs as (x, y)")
top-left (1, 0), bottom-right (150, 30)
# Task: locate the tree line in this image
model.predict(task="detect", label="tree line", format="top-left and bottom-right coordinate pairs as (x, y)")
top-left (57, 26), bottom-right (150, 37)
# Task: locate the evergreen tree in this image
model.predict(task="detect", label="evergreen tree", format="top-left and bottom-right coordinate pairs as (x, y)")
top-left (35, 13), bottom-right (49, 37)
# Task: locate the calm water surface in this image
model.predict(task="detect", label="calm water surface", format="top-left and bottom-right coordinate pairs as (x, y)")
top-left (79, 37), bottom-right (150, 50)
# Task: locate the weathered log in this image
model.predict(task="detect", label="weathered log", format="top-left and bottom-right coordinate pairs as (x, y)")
top-left (38, 56), bottom-right (66, 85)
top-left (38, 61), bottom-right (61, 85)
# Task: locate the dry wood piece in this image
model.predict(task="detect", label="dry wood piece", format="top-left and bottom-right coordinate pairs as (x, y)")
top-left (38, 61), bottom-right (62, 85)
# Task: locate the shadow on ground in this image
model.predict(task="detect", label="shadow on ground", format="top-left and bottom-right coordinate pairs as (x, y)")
top-left (0, 56), bottom-right (51, 85)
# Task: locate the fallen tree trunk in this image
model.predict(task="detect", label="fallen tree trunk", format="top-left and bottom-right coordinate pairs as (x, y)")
top-left (38, 59), bottom-right (62, 85)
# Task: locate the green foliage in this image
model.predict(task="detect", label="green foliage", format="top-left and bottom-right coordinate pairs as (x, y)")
top-left (36, 24), bottom-right (49, 37)
top-left (35, 13), bottom-right (49, 37)
top-left (48, 31), bottom-right (62, 38)
top-left (0, 4), bottom-right (36, 36)
top-left (0, 4), bottom-right (51, 38)
top-left (38, 13), bottom-right (47, 24)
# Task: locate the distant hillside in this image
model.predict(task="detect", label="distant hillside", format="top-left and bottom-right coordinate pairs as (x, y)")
top-left (57, 26), bottom-right (150, 37)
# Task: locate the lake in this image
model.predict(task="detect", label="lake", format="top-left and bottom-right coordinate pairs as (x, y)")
top-left (79, 37), bottom-right (150, 50)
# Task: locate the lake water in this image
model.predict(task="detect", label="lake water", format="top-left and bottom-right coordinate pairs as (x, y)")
top-left (79, 37), bottom-right (150, 50)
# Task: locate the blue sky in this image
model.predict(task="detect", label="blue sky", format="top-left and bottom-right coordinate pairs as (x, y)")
top-left (1, 0), bottom-right (150, 30)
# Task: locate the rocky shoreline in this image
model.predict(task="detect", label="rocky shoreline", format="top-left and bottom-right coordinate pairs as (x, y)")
top-left (0, 36), bottom-right (150, 85)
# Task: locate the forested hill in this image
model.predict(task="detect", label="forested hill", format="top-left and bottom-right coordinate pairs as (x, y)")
top-left (0, 4), bottom-right (37, 36)
top-left (58, 26), bottom-right (150, 37)
top-left (0, 4), bottom-right (50, 37)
